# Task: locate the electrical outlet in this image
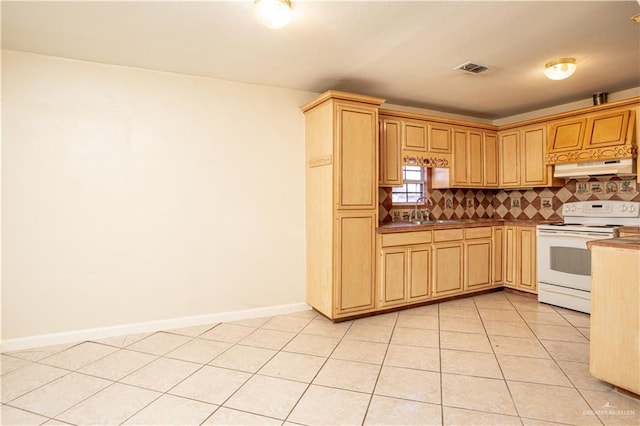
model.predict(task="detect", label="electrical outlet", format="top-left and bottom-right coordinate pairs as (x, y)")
top-left (511, 198), bottom-right (520, 208)
top-left (466, 199), bottom-right (474, 208)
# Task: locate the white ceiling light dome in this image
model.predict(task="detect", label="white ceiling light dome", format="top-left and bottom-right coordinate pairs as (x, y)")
top-left (544, 58), bottom-right (577, 80)
top-left (254, 0), bottom-right (293, 29)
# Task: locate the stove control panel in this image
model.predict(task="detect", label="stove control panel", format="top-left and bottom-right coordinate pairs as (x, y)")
top-left (562, 201), bottom-right (640, 218)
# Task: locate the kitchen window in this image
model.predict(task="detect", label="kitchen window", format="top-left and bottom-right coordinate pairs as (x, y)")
top-left (392, 165), bottom-right (426, 205)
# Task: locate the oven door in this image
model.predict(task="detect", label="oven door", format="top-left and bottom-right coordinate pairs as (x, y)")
top-left (536, 228), bottom-right (610, 292)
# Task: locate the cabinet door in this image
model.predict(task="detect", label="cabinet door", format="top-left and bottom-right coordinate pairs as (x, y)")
top-left (452, 129), bottom-right (468, 186)
top-left (583, 109), bottom-right (631, 150)
top-left (468, 130), bottom-right (484, 186)
top-left (499, 131), bottom-right (520, 187)
top-left (521, 125), bottom-right (548, 186)
top-left (503, 225), bottom-right (516, 287)
top-left (548, 117), bottom-right (586, 153)
top-left (484, 132), bottom-right (499, 187)
top-left (379, 247), bottom-right (407, 308)
top-left (408, 245), bottom-right (431, 302)
top-left (492, 227), bottom-right (504, 285)
top-left (403, 119), bottom-right (428, 152)
top-left (432, 242), bottom-right (464, 297)
top-left (516, 226), bottom-right (537, 293)
top-left (465, 239), bottom-right (492, 290)
top-left (428, 123), bottom-right (452, 153)
top-left (335, 212), bottom-right (376, 315)
top-left (336, 103), bottom-right (377, 210)
top-left (379, 117), bottom-right (403, 186)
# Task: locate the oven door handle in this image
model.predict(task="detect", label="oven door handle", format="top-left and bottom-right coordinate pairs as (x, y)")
top-left (537, 231), bottom-right (610, 239)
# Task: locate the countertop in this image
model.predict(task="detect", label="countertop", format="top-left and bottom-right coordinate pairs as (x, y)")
top-left (619, 226), bottom-right (640, 235)
top-left (376, 218), bottom-right (556, 234)
top-left (587, 235), bottom-right (640, 251)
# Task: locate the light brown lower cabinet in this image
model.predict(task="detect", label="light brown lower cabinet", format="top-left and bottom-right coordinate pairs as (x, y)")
top-left (516, 226), bottom-right (537, 293)
top-left (503, 224), bottom-right (537, 294)
top-left (376, 224), bottom-right (537, 314)
top-left (464, 227), bottom-right (493, 291)
top-left (589, 244), bottom-right (640, 395)
top-left (378, 231), bottom-right (432, 309)
top-left (503, 225), bottom-right (516, 287)
top-left (492, 226), bottom-right (504, 285)
top-left (379, 244), bottom-right (432, 308)
top-left (432, 229), bottom-right (465, 297)
top-left (335, 212), bottom-right (377, 316)
top-left (432, 242), bottom-right (464, 297)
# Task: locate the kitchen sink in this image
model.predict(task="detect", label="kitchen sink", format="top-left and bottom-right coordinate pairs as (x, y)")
top-left (410, 219), bottom-right (461, 225)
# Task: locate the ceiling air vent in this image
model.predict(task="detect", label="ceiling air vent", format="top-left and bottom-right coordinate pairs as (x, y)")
top-left (454, 61), bottom-right (489, 74)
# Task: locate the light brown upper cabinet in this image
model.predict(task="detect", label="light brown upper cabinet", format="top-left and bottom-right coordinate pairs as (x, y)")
top-left (336, 103), bottom-right (379, 210)
top-left (546, 107), bottom-right (636, 164)
top-left (428, 123), bottom-right (452, 154)
top-left (583, 109), bottom-right (632, 150)
top-left (451, 128), bottom-right (469, 186)
top-left (547, 117), bottom-right (586, 153)
top-left (402, 119), bottom-right (428, 152)
top-left (468, 130), bottom-right (484, 186)
top-left (450, 128), bottom-right (496, 188)
top-left (377, 110), bottom-right (457, 172)
top-left (379, 116), bottom-right (403, 187)
top-left (483, 132), bottom-right (499, 186)
top-left (520, 125), bottom-right (549, 186)
top-left (499, 124), bottom-right (560, 188)
top-left (498, 130), bottom-right (520, 187)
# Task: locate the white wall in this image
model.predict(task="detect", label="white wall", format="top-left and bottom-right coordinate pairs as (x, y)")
top-left (2, 51), bottom-right (314, 341)
top-left (494, 87), bottom-right (640, 126)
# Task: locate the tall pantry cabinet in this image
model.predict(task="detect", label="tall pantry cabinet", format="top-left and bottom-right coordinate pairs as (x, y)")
top-left (301, 91), bottom-right (385, 320)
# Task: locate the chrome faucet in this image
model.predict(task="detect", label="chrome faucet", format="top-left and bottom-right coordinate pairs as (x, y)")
top-left (412, 195), bottom-right (434, 221)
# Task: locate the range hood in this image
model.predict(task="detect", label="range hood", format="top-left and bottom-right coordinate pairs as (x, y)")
top-left (553, 158), bottom-right (636, 178)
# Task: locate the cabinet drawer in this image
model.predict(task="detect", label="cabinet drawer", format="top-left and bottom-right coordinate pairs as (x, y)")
top-left (434, 228), bottom-right (464, 242)
top-left (464, 227), bottom-right (492, 239)
top-left (381, 231), bottom-right (432, 247)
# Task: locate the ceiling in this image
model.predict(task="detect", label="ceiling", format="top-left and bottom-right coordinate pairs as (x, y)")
top-left (2, 1), bottom-right (640, 119)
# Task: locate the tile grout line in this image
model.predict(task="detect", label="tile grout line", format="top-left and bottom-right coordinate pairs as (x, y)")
top-left (193, 316), bottom-right (312, 426)
top-left (281, 316), bottom-right (358, 425)
top-left (359, 313), bottom-right (400, 425)
top-left (116, 328), bottom-right (223, 426)
top-left (60, 331), bottom-right (203, 424)
top-left (2, 339), bottom-right (145, 419)
top-left (474, 294), bottom-right (523, 421)
top-left (501, 294), bottom-right (607, 425)
top-left (4, 296), bottom-right (623, 425)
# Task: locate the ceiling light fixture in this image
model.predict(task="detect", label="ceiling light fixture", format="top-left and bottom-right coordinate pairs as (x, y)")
top-left (544, 58), bottom-right (577, 80)
top-left (254, 0), bottom-right (293, 29)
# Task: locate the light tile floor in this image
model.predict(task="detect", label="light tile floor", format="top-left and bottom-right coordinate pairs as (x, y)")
top-left (2, 291), bottom-right (639, 425)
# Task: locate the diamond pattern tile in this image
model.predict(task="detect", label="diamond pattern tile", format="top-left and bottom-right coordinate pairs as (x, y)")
top-left (382, 174), bottom-right (638, 223)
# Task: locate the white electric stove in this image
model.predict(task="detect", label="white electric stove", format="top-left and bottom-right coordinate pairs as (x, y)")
top-left (537, 200), bottom-right (640, 313)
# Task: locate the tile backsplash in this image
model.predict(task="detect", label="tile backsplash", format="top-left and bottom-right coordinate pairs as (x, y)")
top-left (379, 176), bottom-right (640, 223)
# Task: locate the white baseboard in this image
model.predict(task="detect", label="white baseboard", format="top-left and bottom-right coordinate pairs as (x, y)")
top-left (1, 302), bottom-right (312, 352)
